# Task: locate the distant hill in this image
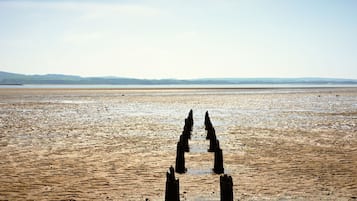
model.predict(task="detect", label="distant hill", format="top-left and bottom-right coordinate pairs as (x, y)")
top-left (0, 71), bottom-right (357, 85)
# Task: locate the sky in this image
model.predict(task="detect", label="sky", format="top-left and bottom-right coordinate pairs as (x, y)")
top-left (0, 0), bottom-right (356, 79)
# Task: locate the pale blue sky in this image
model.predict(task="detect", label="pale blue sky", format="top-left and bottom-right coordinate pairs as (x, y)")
top-left (0, 0), bottom-right (356, 79)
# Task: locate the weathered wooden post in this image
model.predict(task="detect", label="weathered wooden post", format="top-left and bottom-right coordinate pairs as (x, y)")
top-left (205, 111), bottom-right (214, 139)
top-left (188, 109), bottom-right (193, 129)
top-left (186, 109), bottom-right (193, 134)
top-left (206, 126), bottom-right (213, 140)
top-left (165, 166), bottom-right (180, 201)
top-left (179, 133), bottom-right (189, 152)
top-left (208, 128), bottom-right (218, 152)
top-left (175, 141), bottom-right (187, 173)
top-left (220, 174), bottom-right (233, 201)
top-left (182, 128), bottom-right (191, 141)
top-left (214, 140), bottom-right (224, 174)
top-left (205, 111), bottom-right (211, 129)
top-left (184, 118), bottom-right (192, 139)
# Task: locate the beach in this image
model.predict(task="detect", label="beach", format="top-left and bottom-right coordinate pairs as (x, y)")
top-left (0, 87), bottom-right (356, 200)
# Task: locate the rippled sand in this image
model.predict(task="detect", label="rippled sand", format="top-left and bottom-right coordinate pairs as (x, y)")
top-left (0, 87), bottom-right (356, 201)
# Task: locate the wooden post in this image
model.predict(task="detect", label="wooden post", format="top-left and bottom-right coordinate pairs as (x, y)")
top-left (188, 109), bottom-right (193, 130)
top-left (206, 126), bottom-right (213, 141)
top-left (185, 109), bottom-right (193, 134)
top-left (184, 118), bottom-right (192, 139)
top-left (179, 133), bottom-right (189, 152)
top-left (220, 174), bottom-right (233, 201)
top-left (175, 141), bottom-right (186, 173)
top-left (205, 111), bottom-right (214, 139)
top-left (208, 128), bottom-right (217, 152)
top-left (165, 166), bottom-right (180, 201)
top-left (214, 140), bottom-right (224, 174)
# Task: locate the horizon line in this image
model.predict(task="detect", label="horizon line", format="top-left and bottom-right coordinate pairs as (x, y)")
top-left (1, 70), bottom-right (357, 81)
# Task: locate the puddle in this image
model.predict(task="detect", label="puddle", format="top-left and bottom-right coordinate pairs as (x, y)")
top-left (186, 168), bottom-right (231, 176)
top-left (189, 144), bottom-right (209, 153)
top-left (186, 168), bottom-right (214, 175)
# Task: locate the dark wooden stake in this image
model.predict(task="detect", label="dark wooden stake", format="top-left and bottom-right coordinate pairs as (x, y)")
top-left (220, 174), bottom-right (233, 201)
top-left (184, 118), bottom-right (192, 139)
top-left (213, 140), bottom-right (224, 174)
top-left (208, 128), bottom-right (218, 152)
top-left (188, 109), bottom-right (193, 129)
top-left (165, 166), bottom-right (180, 201)
top-left (179, 133), bottom-right (189, 152)
top-left (175, 141), bottom-right (187, 173)
top-left (205, 111), bottom-right (214, 139)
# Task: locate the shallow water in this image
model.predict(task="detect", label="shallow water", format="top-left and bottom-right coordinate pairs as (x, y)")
top-left (0, 88), bottom-right (356, 200)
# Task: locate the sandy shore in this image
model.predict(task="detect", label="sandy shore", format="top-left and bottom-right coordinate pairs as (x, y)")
top-left (0, 87), bottom-right (356, 200)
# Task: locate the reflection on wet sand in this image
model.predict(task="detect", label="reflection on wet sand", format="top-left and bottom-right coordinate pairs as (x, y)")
top-left (0, 88), bottom-right (356, 200)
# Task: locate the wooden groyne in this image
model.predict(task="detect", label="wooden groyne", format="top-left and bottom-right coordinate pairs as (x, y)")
top-left (165, 110), bottom-right (234, 200)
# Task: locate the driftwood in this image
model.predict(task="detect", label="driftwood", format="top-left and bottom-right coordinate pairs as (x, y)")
top-left (165, 166), bottom-right (180, 201)
top-left (220, 174), bottom-right (233, 201)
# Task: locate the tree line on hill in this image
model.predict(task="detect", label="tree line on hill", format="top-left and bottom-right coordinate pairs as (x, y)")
top-left (0, 71), bottom-right (356, 85)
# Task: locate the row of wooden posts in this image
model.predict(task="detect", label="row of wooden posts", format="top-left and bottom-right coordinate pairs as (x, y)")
top-left (165, 110), bottom-right (234, 201)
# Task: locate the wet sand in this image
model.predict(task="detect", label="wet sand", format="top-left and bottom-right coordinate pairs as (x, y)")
top-left (0, 87), bottom-right (356, 200)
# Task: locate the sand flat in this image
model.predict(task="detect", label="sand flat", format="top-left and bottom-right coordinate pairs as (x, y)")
top-left (0, 87), bottom-right (356, 200)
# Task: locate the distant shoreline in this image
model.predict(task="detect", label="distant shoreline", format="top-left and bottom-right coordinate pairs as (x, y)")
top-left (0, 85), bottom-right (357, 91)
top-left (0, 83), bottom-right (23, 86)
top-left (1, 71), bottom-right (357, 86)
